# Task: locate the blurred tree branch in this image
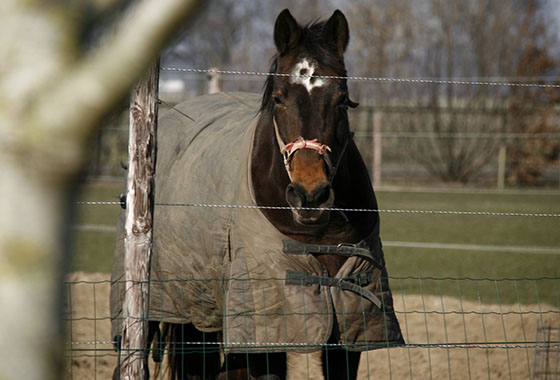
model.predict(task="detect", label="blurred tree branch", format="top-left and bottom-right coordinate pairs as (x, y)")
top-left (0, 0), bottom-right (202, 379)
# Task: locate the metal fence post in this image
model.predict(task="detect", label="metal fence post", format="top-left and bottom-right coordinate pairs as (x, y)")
top-left (119, 60), bottom-right (159, 380)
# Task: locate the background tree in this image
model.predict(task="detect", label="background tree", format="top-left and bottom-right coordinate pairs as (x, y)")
top-left (393, 0), bottom-right (558, 183)
top-left (345, 0), bottom-right (414, 101)
top-left (90, 0), bottom-right (559, 186)
top-left (506, 0), bottom-right (560, 184)
top-left (0, 0), bottom-right (202, 379)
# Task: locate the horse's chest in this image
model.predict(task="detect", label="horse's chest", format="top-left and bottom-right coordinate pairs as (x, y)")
top-left (315, 253), bottom-right (347, 277)
top-left (286, 220), bottom-right (362, 276)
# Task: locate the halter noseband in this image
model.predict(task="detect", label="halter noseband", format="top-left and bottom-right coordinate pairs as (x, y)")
top-left (273, 116), bottom-right (351, 183)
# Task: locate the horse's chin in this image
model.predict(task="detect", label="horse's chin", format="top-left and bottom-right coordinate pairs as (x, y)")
top-left (292, 210), bottom-right (331, 227)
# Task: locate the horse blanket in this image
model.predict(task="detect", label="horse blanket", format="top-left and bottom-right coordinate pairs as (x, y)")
top-left (110, 92), bottom-right (403, 353)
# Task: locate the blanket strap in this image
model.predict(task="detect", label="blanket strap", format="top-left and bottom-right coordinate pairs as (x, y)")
top-left (282, 239), bottom-right (384, 308)
top-left (282, 239), bottom-right (383, 270)
top-left (285, 270), bottom-right (382, 308)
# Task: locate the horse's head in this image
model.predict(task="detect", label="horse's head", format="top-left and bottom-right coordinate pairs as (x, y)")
top-left (262, 9), bottom-right (358, 226)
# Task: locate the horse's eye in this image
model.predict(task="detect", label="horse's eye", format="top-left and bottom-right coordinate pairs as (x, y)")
top-left (336, 94), bottom-right (349, 109)
top-left (273, 96), bottom-right (285, 107)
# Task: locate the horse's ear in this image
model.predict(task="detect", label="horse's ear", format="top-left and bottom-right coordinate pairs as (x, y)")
top-left (274, 9), bottom-right (302, 54)
top-left (323, 10), bottom-right (349, 57)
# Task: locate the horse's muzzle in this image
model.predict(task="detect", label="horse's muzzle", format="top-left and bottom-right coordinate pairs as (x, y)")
top-left (285, 182), bottom-right (334, 225)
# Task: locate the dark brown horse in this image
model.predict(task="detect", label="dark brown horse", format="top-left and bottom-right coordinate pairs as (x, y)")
top-left (111, 8), bottom-right (402, 380)
top-left (244, 9), bottom-right (387, 379)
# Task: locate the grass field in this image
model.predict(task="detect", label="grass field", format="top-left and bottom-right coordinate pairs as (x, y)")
top-left (72, 180), bottom-right (560, 304)
top-left (72, 181), bottom-right (124, 272)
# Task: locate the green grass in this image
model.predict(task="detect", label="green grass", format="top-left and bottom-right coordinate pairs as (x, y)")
top-left (72, 182), bottom-right (560, 304)
top-left (385, 248), bottom-right (559, 305)
top-left (72, 181), bottom-right (123, 273)
top-left (376, 190), bottom-right (560, 305)
top-left (377, 191), bottom-right (560, 247)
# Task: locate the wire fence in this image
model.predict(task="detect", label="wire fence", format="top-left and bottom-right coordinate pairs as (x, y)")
top-left (64, 274), bottom-right (560, 379)
top-left (68, 67), bottom-right (560, 379)
top-left (67, 194), bottom-right (560, 378)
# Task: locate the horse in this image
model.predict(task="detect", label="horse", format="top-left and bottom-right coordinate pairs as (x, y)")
top-left (111, 9), bottom-right (403, 380)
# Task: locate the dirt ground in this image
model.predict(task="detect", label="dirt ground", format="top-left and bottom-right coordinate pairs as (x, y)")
top-left (65, 272), bottom-right (558, 379)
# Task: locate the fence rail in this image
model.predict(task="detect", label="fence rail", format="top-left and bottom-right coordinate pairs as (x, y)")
top-left (90, 100), bottom-right (560, 189)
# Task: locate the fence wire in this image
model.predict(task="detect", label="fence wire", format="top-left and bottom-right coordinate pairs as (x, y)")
top-left (74, 201), bottom-right (560, 218)
top-left (160, 67), bottom-right (560, 88)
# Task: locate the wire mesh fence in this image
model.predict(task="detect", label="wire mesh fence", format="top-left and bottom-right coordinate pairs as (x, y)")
top-left (64, 273), bottom-right (560, 379)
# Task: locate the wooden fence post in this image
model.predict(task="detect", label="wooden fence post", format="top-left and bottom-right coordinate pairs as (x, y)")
top-left (207, 67), bottom-right (221, 94)
top-left (372, 111), bottom-right (383, 188)
top-left (497, 111), bottom-right (508, 190)
top-left (497, 143), bottom-right (507, 190)
top-left (119, 61), bottom-right (159, 380)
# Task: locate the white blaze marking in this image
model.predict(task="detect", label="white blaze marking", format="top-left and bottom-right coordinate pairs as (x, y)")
top-left (291, 58), bottom-right (326, 93)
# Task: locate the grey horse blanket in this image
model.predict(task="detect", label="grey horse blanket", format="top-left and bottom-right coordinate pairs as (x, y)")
top-left (111, 92), bottom-right (403, 353)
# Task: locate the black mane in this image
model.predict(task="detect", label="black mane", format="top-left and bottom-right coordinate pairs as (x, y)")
top-left (260, 20), bottom-right (348, 113)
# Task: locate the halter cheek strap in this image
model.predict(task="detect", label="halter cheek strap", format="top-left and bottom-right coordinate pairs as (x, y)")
top-left (273, 115), bottom-right (351, 183)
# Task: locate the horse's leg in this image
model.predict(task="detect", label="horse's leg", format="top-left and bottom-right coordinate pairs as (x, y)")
top-left (250, 352), bottom-right (287, 380)
top-left (321, 348), bottom-right (360, 380)
top-left (219, 354), bottom-right (249, 379)
top-left (221, 352), bottom-right (286, 380)
top-left (163, 323), bottom-right (221, 380)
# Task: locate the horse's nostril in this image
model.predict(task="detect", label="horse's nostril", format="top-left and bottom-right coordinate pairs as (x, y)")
top-left (313, 184), bottom-right (333, 206)
top-left (286, 183), bottom-right (305, 207)
top-left (287, 183), bottom-right (333, 209)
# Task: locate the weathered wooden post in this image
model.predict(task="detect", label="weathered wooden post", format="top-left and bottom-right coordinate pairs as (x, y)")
top-left (497, 144), bottom-right (507, 190)
top-left (207, 67), bottom-right (222, 94)
top-left (372, 110), bottom-right (383, 188)
top-left (497, 111), bottom-right (508, 190)
top-left (119, 61), bottom-right (159, 380)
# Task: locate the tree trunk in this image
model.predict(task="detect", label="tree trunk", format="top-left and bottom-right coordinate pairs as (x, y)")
top-left (0, 1), bottom-right (202, 379)
top-left (0, 162), bottom-right (67, 379)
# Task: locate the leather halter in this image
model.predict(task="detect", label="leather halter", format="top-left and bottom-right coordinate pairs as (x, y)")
top-left (273, 115), bottom-right (351, 183)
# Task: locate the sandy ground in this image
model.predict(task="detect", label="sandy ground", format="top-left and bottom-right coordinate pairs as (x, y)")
top-left (65, 272), bottom-right (558, 379)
